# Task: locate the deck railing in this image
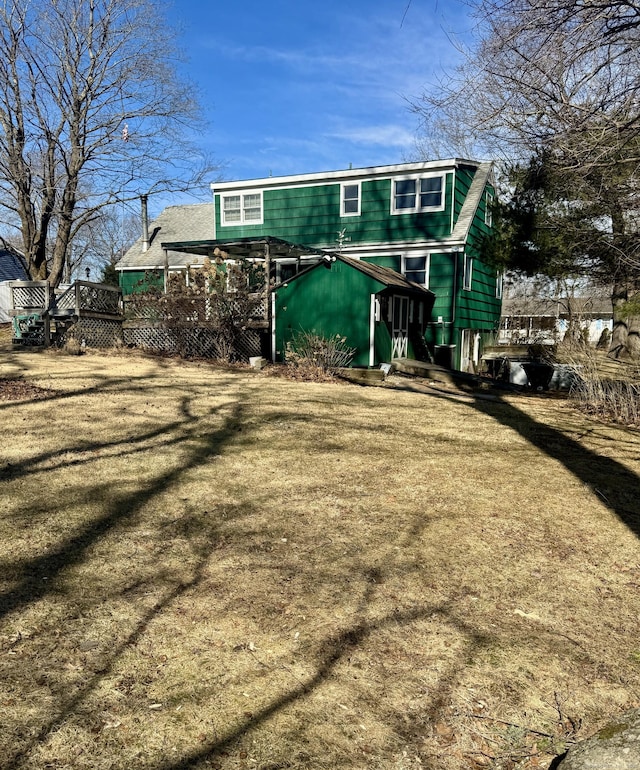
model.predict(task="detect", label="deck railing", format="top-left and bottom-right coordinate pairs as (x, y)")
top-left (10, 279), bottom-right (121, 317)
top-left (55, 281), bottom-right (121, 316)
top-left (9, 281), bottom-right (51, 313)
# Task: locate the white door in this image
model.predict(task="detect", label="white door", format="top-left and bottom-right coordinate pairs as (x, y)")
top-left (391, 295), bottom-right (409, 359)
top-left (460, 330), bottom-right (481, 372)
top-left (460, 329), bottom-right (472, 372)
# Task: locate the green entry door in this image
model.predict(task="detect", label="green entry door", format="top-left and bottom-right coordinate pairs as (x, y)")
top-left (391, 295), bottom-right (409, 359)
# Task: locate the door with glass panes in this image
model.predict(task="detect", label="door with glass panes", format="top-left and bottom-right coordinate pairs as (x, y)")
top-left (391, 295), bottom-right (409, 359)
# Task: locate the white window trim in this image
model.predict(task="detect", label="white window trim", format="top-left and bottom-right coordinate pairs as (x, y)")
top-left (391, 173), bottom-right (446, 215)
top-left (495, 271), bottom-right (503, 299)
top-left (463, 253), bottom-right (473, 291)
top-left (401, 252), bottom-right (431, 289)
top-left (220, 190), bottom-right (264, 226)
top-left (485, 191), bottom-right (494, 227)
top-left (341, 181), bottom-right (361, 217)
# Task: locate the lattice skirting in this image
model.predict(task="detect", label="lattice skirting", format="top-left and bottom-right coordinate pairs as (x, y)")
top-left (58, 318), bottom-right (123, 348)
top-left (123, 323), bottom-right (262, 362)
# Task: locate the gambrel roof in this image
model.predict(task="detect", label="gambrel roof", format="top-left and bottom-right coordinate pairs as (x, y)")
top-left (0, 248), bottom-right (29, 282)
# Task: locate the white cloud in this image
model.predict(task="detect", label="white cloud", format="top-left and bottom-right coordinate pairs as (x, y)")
top-left (325, 124), bottom-right (416, 149)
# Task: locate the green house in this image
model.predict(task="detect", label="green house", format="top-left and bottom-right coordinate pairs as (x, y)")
top-left (116, 158), bottom-right (501, 370)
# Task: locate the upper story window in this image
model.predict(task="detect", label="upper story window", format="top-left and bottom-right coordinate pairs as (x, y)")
top-left (221, 191), bottom-right (263, 225)
top-left (485, 191), bottom-right (494, 227)
top-left (391, 174), bottom-right (445, 215)
top-left (463, 253), bottom-right (473, 291)
top-left (341, 182), bottom-right (361, 216)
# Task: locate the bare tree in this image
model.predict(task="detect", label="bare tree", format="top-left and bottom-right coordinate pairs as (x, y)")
top-left (415, 0), bottom-right (640, 359)
top-left (0, 0), bottom-right (215, 287)
top-left (416, 1), bottom-right (640, 164)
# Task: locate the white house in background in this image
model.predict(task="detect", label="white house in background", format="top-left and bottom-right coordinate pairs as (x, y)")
top-left (499, 294), bottom-right (613, 346)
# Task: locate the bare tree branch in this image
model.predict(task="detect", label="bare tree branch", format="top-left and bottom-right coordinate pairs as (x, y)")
top-left (0, 0), bottom-right (218, 286)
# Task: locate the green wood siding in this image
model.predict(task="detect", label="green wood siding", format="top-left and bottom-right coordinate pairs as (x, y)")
top-left (424, 252), bottom-right (456, 346)
top-left (453, 166), bottom-right (476, 228)
top-left (452, 182), bottom-right (501, 367)
top-left (275, 260), bottom-right (385, 367)
top-left (217, 173), bottom-right (455, 248)
top-left (361, 255), bottom-right (401, 272)
top-left (456, 183), bottom-right (500, 330)
top-left (116, 162), bottom-right (502, 370)
top-left (120, 270), bottom-right (163, 295)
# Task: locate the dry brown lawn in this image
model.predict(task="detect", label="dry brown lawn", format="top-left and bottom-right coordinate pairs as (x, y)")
top-left (1, 340), bottom-right (640, 770)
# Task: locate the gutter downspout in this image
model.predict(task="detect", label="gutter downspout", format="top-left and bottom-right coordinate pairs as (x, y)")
top-left (271, 291), bottom-right (276, 362)
top-left (369, 293), bottom-right (376, 367)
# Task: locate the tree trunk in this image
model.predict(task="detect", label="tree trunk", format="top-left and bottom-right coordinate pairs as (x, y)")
top-left (609, 282), bottom-right (640, 360)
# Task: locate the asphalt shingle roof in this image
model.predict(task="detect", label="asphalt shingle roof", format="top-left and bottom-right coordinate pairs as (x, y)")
top-left (0, 249), bottom-right (29, 282)
top-left (115, 202), bottom-right (214, 270)
top-left (336, 254), bottom-right (434, 297)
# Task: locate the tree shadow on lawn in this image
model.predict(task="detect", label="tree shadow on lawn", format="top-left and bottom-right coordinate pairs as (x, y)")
top-left (1, 389), bottom-right (260, 768)
top-left (0, 379), bottom-right (240, 483)
top-left (5, 372), bottom-right (639, 770)
top-left (473, 393), bottom-right (640, 538)
top-left (152, 601), bottom-right (493, 770)
top-left (0, 372), bottom-right (496, 770)
top-left (395, 381), bottom-right (640, 539)
top-left (0, 394), bottom-right (246, 623)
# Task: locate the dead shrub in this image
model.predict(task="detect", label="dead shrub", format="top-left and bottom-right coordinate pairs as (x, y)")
top-left (62, 337), bottom-right (83, 356)
top-left (568, 352), bottom-right (640, 426)
top-left (284, 330), bottom-right (355, 378)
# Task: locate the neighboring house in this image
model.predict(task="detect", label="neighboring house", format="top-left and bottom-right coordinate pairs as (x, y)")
top-left (499, 295), bottom-right (613, 346)
top-left (0, 248), bottom-right (30, 323)
top-left (116, 159), bottom-right (501, 370)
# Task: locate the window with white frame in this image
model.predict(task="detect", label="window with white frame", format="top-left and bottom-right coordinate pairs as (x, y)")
top-left (463, 253), bottom-right (473, 291)
top-left (485, 191), bottom-right (494, 227)
top-left (403, 254), bottom-right (429, 286)
top-left (391, 174), bottom-right (444, 214)
top-left (495, 271), bottom-right (503, 299)
top-left (341, 182), bottom-right (361, 216)
top-left (221, 191), bottom-right (263, 225)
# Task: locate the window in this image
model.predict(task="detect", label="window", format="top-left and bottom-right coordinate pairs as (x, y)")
top-left (495, 271), bottom-right (503, 299)
top-left (392, 174), bottom-right (444, 214)
top-left (485, 192), bottom-right (494, 227)
top-left (463, 254), bottom-right (473, 291)
top-left (223, 195), bottom-right (241, 223)
top-left (221, 191), bottom-right (263, 225)
top-left (394, 179), bottom-right (417, 210)
top-left (420, 176), bottom-right (443, 208)
top-left (403, 254), bottom-right (429, 286)
top-left (341, 182), bottom-right (360, 216)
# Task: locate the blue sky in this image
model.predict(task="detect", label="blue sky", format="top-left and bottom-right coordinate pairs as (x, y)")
top-left (166, 0), bottom-right (471, 187)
